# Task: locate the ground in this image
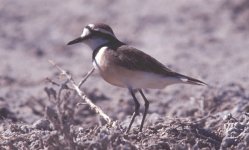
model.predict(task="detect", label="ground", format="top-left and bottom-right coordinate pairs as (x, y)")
top-left (1, 0), bottom-right (249, 149)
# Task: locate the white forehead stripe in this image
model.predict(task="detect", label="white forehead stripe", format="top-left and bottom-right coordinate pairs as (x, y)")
top-left (80, 28), bottom-right (90, 37)
top-left (88, 24), bottom-right (95, 28)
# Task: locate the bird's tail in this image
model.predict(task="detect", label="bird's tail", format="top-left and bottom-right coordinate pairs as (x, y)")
top-left (174, 73), bottom-right (207, 86)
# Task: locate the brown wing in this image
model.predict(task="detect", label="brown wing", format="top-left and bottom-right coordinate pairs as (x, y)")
top-left (111, 45), bottom-right (207, 85)
top-left (112, 45), bottom-right (174, 76)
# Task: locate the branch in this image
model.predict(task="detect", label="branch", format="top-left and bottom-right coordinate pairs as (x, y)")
top-left (78, 67), bottom-right (95, 88)
top-left (48, 60), bottom-right (114, 126)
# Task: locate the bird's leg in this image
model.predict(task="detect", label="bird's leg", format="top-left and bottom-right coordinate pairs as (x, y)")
top-left (139, 89), bottom-right (150, 132)
top-left (126, 88), bottom-right (140, 133)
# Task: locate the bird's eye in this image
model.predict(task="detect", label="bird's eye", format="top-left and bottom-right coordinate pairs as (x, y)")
top-left (85, 26), bottom-right (93, 31)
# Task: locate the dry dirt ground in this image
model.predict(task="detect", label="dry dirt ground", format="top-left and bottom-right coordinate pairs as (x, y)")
top-left (1, 0), bottom-right (249, 149)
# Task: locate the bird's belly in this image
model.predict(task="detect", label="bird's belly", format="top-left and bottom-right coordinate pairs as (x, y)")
top-left (94, 61), bottom-right (177, 89)
top-left (117, 70), bottom-right (176, 89)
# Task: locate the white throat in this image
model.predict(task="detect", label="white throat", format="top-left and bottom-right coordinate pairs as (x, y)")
top-left (84, 38), bottom-right (109, 50)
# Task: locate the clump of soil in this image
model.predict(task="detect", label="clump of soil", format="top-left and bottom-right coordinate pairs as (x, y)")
top-left (1, 83), bottom-right (249, 149)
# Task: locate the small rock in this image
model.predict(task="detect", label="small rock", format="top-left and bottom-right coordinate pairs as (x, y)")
top-left (32, 119), bottom-right (51, 130)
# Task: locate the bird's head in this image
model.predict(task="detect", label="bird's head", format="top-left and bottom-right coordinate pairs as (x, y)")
top-left (67, 23), bottom-right (117, 50)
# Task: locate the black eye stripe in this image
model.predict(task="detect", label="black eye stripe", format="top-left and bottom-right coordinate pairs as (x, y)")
top-left (85, 26), bottom-right (104, 35)
top-left (85, 26), bottom-right (93, 32)
top-left (85, 26), bottom-right (101, 35)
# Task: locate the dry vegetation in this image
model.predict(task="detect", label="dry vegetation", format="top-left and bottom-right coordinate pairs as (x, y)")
top-left (1, 66), bottom-right (249, 149)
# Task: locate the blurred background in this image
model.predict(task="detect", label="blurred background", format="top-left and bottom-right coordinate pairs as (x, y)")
top-left (0, 0), bottom-right (249, 126)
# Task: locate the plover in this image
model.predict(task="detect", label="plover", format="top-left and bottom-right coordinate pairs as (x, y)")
top-left (67, 23), bottom-right (206, 133)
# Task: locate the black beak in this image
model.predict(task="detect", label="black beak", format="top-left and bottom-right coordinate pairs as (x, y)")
top-left (67, 37), bottom-right (84, 45)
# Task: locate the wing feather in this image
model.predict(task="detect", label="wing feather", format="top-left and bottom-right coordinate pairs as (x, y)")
top-left (113, 45), bottom-right (174, 76)
top-left (110, 45), bottom-right (207, 86)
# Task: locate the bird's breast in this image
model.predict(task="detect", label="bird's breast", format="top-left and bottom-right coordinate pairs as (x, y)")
top-left (93, 46), bottom-right (125, 87)
top-left (93, 46), bottom-right (109, 70)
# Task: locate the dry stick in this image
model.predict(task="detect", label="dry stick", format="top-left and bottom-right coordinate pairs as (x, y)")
top-left (48, 60), bottom-right (114, 126)
top-left (77, 68), bottom-right (95, 106)
top-left (78, 67), bottom-right (95, 88)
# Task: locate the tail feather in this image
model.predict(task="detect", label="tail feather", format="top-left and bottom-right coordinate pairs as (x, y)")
top-left (175, 73), bottom-right (207, 86)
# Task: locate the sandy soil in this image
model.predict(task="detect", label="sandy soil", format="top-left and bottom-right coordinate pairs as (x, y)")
top-left (1, 0), bottom-right (249, 149)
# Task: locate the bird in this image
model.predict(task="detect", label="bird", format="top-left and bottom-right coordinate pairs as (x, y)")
top-left (67, 23), bottom-right (206, 133)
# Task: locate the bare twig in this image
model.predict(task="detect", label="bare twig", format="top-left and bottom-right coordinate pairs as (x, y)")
top-left (78, 67), bottom-right (95, 88)
top-left (48, 60), bottom-right (114, 126)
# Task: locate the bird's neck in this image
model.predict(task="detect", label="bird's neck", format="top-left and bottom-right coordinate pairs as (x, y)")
top-left (91, 38), bottom-right (125, 60)
top-left (85, 35), bottom-right (125, 51)
top-left (84, 38), bottom-right (110, 51)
